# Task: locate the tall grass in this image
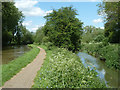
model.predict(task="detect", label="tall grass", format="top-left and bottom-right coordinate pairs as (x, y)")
top-left (2, 44), bottom-right (40, 85)
top-left (32, 45), bottom-right (106, 88)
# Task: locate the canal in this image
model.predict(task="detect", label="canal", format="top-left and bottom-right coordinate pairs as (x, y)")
top-left (2, 45), bottom-right (31, 64)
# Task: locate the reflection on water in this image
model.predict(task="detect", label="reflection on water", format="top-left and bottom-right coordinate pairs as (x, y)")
top-left (77, 52), bottom-right (119, 88)
top-left (2, 45), bottom-right (31, 64)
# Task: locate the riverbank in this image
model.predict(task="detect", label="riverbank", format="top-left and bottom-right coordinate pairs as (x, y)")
top-left (2, 44), bottom-right (40, 86)
top-left (3, 47), bottom-right (46, 88)
top-left (32, 44), bottom-right (106, 88)
top-left (81, 43), bottom-right (120, 70)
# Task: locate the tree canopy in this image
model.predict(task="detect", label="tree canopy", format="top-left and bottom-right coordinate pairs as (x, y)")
top-left (2, 2), bottom-right (34, 46)
top-left (97, 2), bottom-right (120, 43)
top-left (43, 6), bottom-right (83, 52)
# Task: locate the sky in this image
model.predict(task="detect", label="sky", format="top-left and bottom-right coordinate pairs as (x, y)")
top-left (15, 0), bottom-right (104, 32)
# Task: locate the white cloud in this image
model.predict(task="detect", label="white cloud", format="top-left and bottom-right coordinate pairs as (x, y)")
top-left (15, 0), bottom-right (53, 16)
top-left (44, 10), bottom-right (53, 16)
top-left (100, 27), bottom-right (104, 29)
top-left (93, 18), bottom-right (103, 24)
top-left (31, 24), bottom-right (45, 32)
top-left (22, 21), bottom-right (32, 26)
top-left (31, 27), bottom-right (38, 31)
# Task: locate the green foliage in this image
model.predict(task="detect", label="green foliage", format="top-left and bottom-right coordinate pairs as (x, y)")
top-left (2, 45), bottom-right (40, 85)
top-left (42, 36), bottom-right (49, 44)
top-left (81, 43), bottom-right (120, 70)
top-left (43, 6), bottom-right (83, 52)
top-left (2, 2), bottom-right (24, 45)
top-left (82, 26), bottom-right (105, 43)
top-left (2, 2), bottom-right (34, 45)
top-left (33, 45), bottom-right (106, 88)
top-left (34, 27), bottom-right (45, 44)
top-left (97, 2), bottom-right (120, 43)
top-left (21, 26), bottom-right (34, 44)
top-left (93, 35), bottom-right (105, 42)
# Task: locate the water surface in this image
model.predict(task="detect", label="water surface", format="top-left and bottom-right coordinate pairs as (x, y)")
top-left (2, 45), bottom-right (31, 64)
top-left (77, 52), bottom-right (119, 88)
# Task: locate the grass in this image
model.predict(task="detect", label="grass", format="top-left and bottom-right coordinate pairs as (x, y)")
top-left (32, 44), bottom-right (106, 88)
top-left (81, 43), bottom-right (120, 70)
top-left (2, 44), bottom-right (40, 86)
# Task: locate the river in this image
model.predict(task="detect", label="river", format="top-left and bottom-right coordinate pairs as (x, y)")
top-left (77, 52), bottom-right (119, 88)
top-left (2, 45), bottom-right (31, 64)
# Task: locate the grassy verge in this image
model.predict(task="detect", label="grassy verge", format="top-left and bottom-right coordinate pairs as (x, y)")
top-left (2, 44), bottom-right (40, 85)
top-left (32, 45), bottom-right (106, 88)
top-left (81, 43), bottom-right (120, 70)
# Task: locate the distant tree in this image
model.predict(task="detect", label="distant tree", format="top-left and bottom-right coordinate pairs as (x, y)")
top-left (21, 26), bottom-right (34, 44)
top-left (84, 25), bottom-right (96, 33)
top-left (34, 27), bottom-right (45, 44)
top-left (97, 2), bottom-right (120, 43)
top-left (43, 6), bottom-right (83, 52)
top-left (82, 26), bottom-right (105, 43)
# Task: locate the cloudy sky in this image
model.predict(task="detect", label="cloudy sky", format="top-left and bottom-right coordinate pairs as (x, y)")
top-left (15, 0), bottom-right (104, 32)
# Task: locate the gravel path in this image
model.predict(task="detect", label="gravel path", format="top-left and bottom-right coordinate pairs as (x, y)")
top-left (2, 47), bottom-right (46, 88)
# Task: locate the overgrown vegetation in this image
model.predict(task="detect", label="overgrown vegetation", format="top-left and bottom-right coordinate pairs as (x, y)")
top-left (32, 45), bottom-right (106, 88)
top-left (81, 25), bottom-right (119, 70)
top-left (81, 43), bottom-right (120, 70)
top-left (2, 45), bottom-right (39, 85)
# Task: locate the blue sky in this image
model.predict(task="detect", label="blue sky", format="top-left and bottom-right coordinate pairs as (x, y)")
top-left (15, 0), bottom-right (104, 32)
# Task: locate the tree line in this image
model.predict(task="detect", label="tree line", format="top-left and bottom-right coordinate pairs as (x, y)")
top-left (2, 2), bottom-right (120, 50)
top-left (2, 2), bottom-right (34, 46)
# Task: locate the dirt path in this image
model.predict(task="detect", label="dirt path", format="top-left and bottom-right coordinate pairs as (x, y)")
top-left (2, 47), bottom-right (46, 88)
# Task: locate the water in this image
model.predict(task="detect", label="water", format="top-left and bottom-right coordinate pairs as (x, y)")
top-left (77, 52), bottom-right (119, 88)
top-left (2, 45), bottom-right (31, 64)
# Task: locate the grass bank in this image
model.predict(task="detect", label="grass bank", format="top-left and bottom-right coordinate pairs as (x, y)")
top-left (32, 45), bottom-right (106, 88)
top-left (2, 44), bottom-right (40, 85)
top-left (81, 43), bottom-right (120, 70)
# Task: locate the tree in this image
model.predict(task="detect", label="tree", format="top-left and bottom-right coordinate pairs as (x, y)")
top-left (21, 25), bottom-right (34, 44)
top-left (34, 27), bottom-right (45, 44)
top-left (43, 6), bottom-right (83, 52)
top-left (2, 2), bottom-right (24, 45)
top-left (97, 2), bottom-right (120, 43)
top-left (84, 25), bottom-right (96, 34)
top-left (82, 26), bottom-right (105, 43)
